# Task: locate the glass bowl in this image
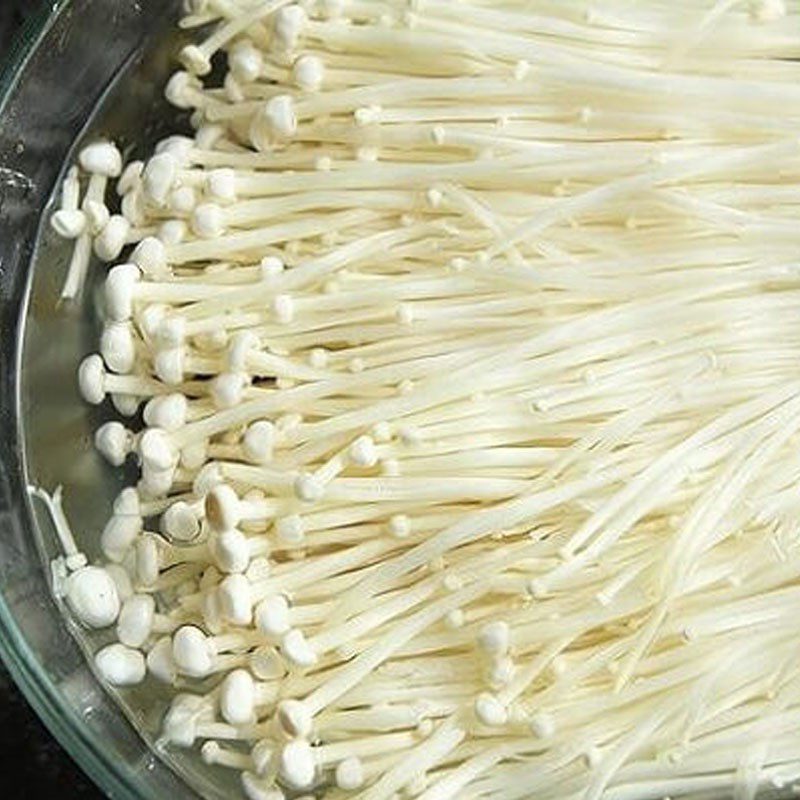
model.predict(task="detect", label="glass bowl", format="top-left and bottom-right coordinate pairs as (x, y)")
top-left (4, 5), bottom-right (798, 800)
top-left (0, 1), bottom-right (233, 796)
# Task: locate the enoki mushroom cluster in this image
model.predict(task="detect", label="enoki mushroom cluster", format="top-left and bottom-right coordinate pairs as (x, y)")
top-left (47, 0), bottom-right (800, 798)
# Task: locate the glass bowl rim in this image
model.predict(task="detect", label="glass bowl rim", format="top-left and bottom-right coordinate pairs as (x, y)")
top-left (0, 2), bottom-right (149, 797)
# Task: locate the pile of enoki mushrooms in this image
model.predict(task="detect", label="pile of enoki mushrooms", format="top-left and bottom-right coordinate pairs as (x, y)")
top-left (44, 0), bottom-right (800, 798)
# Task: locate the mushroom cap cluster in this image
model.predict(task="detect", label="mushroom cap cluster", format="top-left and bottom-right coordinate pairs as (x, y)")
top-left (45, 0), bottom-right (800, 798)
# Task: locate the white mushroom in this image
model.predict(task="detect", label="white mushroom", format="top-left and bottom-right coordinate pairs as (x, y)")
top-left (58, 3), bottom-right (800, 799)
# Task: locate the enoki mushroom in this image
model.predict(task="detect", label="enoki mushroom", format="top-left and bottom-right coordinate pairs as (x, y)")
top-left (47, 0), bottom-right (800, 798)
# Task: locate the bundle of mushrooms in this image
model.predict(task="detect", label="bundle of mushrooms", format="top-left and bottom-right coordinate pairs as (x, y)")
top-left (44, 0), bottom-right (800, 798)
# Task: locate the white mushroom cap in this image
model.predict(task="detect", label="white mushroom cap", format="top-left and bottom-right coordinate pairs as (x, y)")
top-left (206, 484), bottom-right (242, 532)
top-left (157, 316), bottom-right (186, 350)
top-left (477, 621), bottom-right (510, 657)
top-left (195, 123), bottom-right (225, 149)
top-left (134, 536), bottom-right (160, 587)
top-left (260, 256), bottom-right (284, 280)
top-left (84, 199), bottom-right (110, 235)
top-left (139, 465), bottom-right (176, 499)
top-left (51, 209), bottom-right (86, 239)
top-left (243, 421), bottom-right (275, 464)
top-left (170, 185), bottom-right (197, 214)
top-left (277, 699), bottom-right (313, 739)
top-left (192, 202), bottom-right (226, 239)
top-left (474, 693), bottom-right (508, 727)
top-left (94, 215), bottom-right (130, 262)
top-left (207, 168), bottom-right (237, 204)
top-left (105, 263), bottom-right (141, 322)
top-left (121, 189), bottom-right (147, 226)
top-left (78, 354), bottom-right (107, 405)
top-left (94, 421), bottom-right (133, 467)
top-left (275, 515), bottom-right (305, 547)
top-left (281, 629), bottom-right (318, 668)
top-left (111, 393), bottom-right (141, 417)
top-left (292, 55), bottom-right (324, 91)
top-left (138, 303), bottom-right (168, 341)
top-left (218, 573), bottom-right (254, 625)
top-left (180, 44), bottom-right (212, 76)
top-left (65, 565), bottom-right (121, 628)
top-left (229, 40), bottom-right (264, 84)
top-left (143, 153), bottom-right (178, 206)
top-left (255, 594), bottom-right (290, 637)
top-left (193, 462), bottom-right (223, 496)
top-left (139, 428), bottom-right (179, 472)
top-left (162, 500), bottom-right (201, 542)
top-left (219, 668), bottom-right (257, 726)
top-left (165, 69), bottom-right (202, 110)
top-left (278, 738), bottom-right (316, 790)
top-left (95, 643), bottom-right (146, 686)
top-left (172, 625), bottom-right (214, 678)
top-left (154, 347), bottom-right (185, 385)
top-left (226, 331), bottom-right (259, 372)
top-left (335, 756), bottom-right (365, 791)
top-left (100, 322), bottom-right (136, 374)
top-left (162, 693), bottom-right (207, 746)
top-left (250, 96), bottom-right (297, 151)
top-left (294, 473), bottom-right (324, 503)
top-left (101, 511), bottom-right (142, 563)
top-left (117, 593), bottom-right (156, 648)
top-left (249, 646), bottom-right (286, 681)
top-left (143, 393), bottom-right (188, 432)
top-left (155, 135), bottom-right (194, 164)
top-left (273, 5), bottom-right (308, 53)
top-left (131, 237), bottom-right (168, 277)
top-left (210, 372), bottom-right (247, 409)
top-left (348, 435), bottom-right (378, 468)
top-left (79, 141), bottom-right (123, 178)
top-left (388, 514), bottom-right (411, 539)
top-left (211, 528), bottom-right (251, 574)
top-left (117, 160), bottom-right (143, 195)
top-left (181, 440), bottom-right (209, 470)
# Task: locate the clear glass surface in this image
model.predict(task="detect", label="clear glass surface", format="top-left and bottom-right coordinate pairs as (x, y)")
top-left (0, 1), bottom-right (233, 797)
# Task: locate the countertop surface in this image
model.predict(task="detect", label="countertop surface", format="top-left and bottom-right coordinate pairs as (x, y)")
top-left (0, 3), bottom-right (102, 798)
top-left (0, 670), bottom-right (100, 797)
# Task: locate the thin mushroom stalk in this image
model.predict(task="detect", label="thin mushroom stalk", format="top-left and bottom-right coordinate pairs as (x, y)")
top-left (45, 0), bottom-right (800, 797)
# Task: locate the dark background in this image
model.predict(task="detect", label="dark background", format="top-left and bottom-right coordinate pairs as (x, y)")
top-left (0, 3), bottom-right (102, 796)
